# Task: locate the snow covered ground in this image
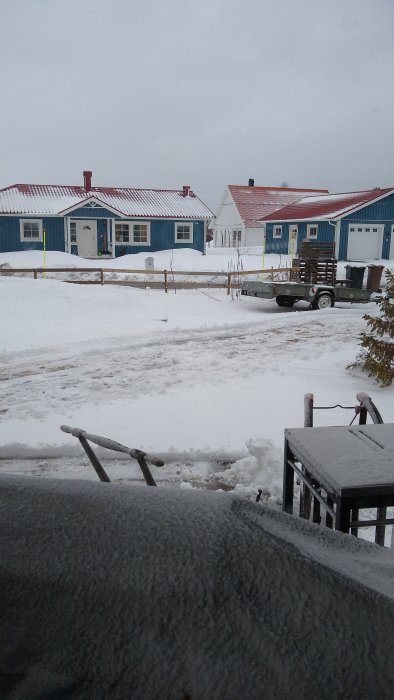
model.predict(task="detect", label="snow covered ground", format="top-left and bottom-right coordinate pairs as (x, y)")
top-left (1, 247), bottom-right (393, 518)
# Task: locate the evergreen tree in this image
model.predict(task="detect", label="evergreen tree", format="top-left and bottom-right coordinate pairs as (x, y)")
top-left (354, 269), bottom-right (394, 387)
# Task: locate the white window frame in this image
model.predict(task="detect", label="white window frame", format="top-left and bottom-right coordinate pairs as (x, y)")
top-left (273, 225), bottom-right (282, 239)
top-left (20, 219), bottom-right (43, 242)
top-left (175, 222), bottom-right (193, 244)
top-left (114, 221), bottom-right (151, 246)
top-left (70, 221), bottom-right (77, 244)
top-left (131, 222), bottom-right (150, 246)
top-left (307, 224), bottom-right (318, 239)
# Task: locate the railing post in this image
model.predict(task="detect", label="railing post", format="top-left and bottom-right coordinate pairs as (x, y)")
top-left (304, 393), bottom-right (314, 427)
top-left (227, 272), bottom-right (231, 295)
top-left (100, 269), bottom-right (104, 285)
top-left (301, 393), bottom-right (314, 521)
top-left (164, 269), bottom-right (168, 293)
top-left (34, 269), bottom-right (37, 280)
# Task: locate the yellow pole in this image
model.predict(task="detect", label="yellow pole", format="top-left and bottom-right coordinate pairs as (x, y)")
top-left (262, 229), bottom-right (266, 279)
top-left (43, 228), bottom-right (46, 278)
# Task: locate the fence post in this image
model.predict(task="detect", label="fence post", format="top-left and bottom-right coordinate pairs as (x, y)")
top-left (227, 272), bottom-right (231, 295)
top-left (34, 269), bottom-right (37, 280)
top-left (100, 269), bottom-right (104, 285)
top-left (164, 270), bottom-right (168, 293)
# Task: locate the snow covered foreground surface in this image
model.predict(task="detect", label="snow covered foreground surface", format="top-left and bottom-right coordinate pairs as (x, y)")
top-left (1, 475), bottom-right (394, 700)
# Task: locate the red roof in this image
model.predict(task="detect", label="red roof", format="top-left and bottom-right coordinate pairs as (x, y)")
top-left (228, 185), bottom-right (328, 228)
top-left (261, 188), bottom-right (394, 222)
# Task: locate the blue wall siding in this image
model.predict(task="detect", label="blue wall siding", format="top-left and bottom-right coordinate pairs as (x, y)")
top-left (265, 221), bottom-right (334, 254)
top-left (114, 220), bottom-right (205, 255)
top-left (0, 216), bottom-right (64, 252)
top-left (0, 215), bottom-right (205, 255)
top-left (338, 194), bottom-right (394, 260)
top-left (265, 223), bottom-right (289, 254)
top-left (67, 206), bottom-right (118, 219)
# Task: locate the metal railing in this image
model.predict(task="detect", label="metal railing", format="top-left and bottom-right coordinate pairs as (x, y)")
top-left (300, 392), bottom-right (388, 546)
top-left (60, 425), bottom-right (164, 486)
top-left (303, 391), bottom-right (384, 428)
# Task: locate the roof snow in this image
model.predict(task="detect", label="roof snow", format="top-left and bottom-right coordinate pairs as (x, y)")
top-left (261, 188), bottom-right (394, 222)
top-left (227, 185), bottom-right (329, 228)
top-left (0, 183), bottom-right (214, 219)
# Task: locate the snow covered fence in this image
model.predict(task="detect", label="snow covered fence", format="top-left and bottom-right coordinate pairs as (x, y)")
top-left (1, 475), bottom-right (394, 699)
top-left (0, 266), bottom-right (289, 293)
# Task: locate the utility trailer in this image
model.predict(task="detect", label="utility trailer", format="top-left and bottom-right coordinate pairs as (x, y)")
top-left (240, 280), bottom-right (376, 310)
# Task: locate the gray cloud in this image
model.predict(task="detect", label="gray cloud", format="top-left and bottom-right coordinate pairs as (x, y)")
top-left (1, 0), bottom-right (393, 211)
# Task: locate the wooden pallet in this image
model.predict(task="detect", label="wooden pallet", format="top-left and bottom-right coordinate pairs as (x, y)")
top-left (291, 242), bottom-right (337, 285)
top-left (298, 242), bottom-right (335, 259)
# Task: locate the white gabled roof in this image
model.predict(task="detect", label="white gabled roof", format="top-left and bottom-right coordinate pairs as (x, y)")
top-left (0, 183), bottom-right (213, 219)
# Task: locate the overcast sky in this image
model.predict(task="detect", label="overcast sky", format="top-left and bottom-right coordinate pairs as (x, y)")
top-left (0, 0), bottom-right (393, 212)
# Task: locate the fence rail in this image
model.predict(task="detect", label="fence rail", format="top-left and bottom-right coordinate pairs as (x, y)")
top-left (0, 266), bottom-right (289, 293)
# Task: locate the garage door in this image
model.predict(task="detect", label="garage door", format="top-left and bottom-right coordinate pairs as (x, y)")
top-left (347, 224), bottom-right (384, 260)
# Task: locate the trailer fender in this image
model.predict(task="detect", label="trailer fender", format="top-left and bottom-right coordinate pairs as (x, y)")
top-left (276, 295), bottom-right (296, 307)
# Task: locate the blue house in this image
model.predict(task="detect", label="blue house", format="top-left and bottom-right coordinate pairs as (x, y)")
top-left (262, 188), bottom-right (394, 261)
top-left (0, 171), bottom-right (213, 258)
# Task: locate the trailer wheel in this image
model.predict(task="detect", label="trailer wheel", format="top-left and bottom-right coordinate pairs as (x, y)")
top-left (312, 292), bottom-right (334, 310)
top-left (276, 295), bottom-right (295, 307)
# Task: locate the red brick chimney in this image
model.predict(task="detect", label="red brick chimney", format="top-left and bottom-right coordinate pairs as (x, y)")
top-left (182, 185), bottom-right (190, 197)
top-left (83, 170), bottom-right (92, 192)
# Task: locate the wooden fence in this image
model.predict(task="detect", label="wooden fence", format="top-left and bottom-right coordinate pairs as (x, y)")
top-left (0, 266), bottom-right (289, 294)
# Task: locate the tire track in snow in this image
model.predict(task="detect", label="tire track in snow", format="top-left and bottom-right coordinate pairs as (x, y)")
top-left (0, 311), bottom-right (364, 422)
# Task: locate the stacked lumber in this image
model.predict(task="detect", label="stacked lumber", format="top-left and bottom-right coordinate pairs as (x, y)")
top-left (291, 242), bottom-right (337, 285)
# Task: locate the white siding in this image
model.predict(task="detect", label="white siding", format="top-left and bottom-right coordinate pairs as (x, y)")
top-left (245, 227), bottom-right (264, 246)
top-left (212, 188), bottom-right (243, 247)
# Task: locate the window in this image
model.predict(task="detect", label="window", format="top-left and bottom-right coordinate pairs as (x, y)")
top-left (232, 230), bottom-right (242, 246)
top-left (115, 223), bottom-right (130, 244)
top-left (115, 222), bottom-right (150, 245)
top-left (273, 225), bottom-right (282, 239)
top-left (307, 224), bottom-right (318, 239)
top-left (20, 219), bottom-right (43, 242)
top-left (133, 224), bottom-right (149, 244)
top-left (70, 222), bottom-right (77, 244)
top-left (175, 223), bottom-right (193, 243)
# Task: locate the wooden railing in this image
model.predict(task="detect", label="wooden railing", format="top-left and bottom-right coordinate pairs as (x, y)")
top-left (0, 266), bottom-right (289, 294)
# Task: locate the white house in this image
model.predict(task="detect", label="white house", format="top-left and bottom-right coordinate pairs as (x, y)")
top-left (211, 179), bottom-right (328, 247)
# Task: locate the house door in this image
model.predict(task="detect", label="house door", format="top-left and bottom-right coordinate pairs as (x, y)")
top-left (77, 220), bottom-right (97, 257)
top-left (288, 225), bottom-right (298, 256)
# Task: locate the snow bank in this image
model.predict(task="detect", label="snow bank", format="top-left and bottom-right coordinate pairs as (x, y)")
top-left (1, 475), bottom-right (394, 699)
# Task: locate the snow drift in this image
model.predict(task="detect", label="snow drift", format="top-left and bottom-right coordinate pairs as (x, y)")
top-left (1, 475), bottom-right (394, 699)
